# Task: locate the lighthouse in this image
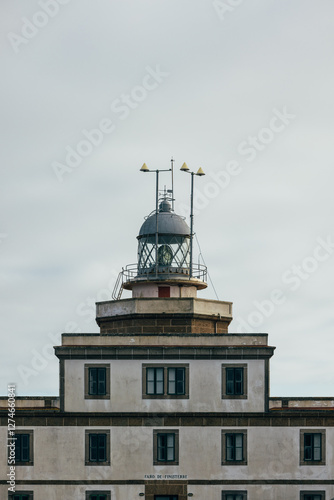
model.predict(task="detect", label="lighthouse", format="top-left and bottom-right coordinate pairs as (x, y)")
top-left (98, 162), bottom-right (233, 335)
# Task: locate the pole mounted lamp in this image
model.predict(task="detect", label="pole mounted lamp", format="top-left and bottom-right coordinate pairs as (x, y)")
top-left (180, 162), bottom-right (205, 278)
top-left (140, 163), bottom-right (172, 276)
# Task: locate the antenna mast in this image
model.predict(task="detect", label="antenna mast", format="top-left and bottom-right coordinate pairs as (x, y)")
top-left (171, 157), bottom-right (175, 210)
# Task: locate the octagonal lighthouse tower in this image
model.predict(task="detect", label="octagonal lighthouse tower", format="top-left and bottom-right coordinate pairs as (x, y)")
top-left (97, 164), bottom-right (233, 334)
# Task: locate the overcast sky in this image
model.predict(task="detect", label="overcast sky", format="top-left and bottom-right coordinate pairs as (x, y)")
top-left (1, 0), bottom-right (334, 398)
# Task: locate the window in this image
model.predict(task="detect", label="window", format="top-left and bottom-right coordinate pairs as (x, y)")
top-left (222, 430), bottom-right (247, 466)
top-left (153, 430), bottom-right (179, 465)
top-left (167, 367), bottom-right (185, 395)
top-left (226, 368), bottom-right (243, 395)
top-left (300, 430), bottom-right (326, 466)
top-left (147, 367), bottom-right (164, 395)
top-left (8, 494), bottom-right (33, 500)
top-left (222, 492), bottom-right (247, 500)
top-left (85, 492), bottom-right (111, 500)
top-left (143, 364), bottom-right (189, 399)
top-left (300, 492), bottom-right (325, 500)
top-left (85, 430), bottom-right (110, 466)
top-left (158, 433), bottom-right (175, 461)
top-left (222, 364), bottom-right (247, 399)
top-left (85, 364), bottom-right (110, 399)
top-left (304, 433), bottom-right (321, 461)
top-left (11, 432), bottom-right (33, 466)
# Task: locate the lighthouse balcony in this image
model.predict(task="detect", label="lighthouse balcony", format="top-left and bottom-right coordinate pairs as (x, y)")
top-left (119, 262), bottom-right (207, 289)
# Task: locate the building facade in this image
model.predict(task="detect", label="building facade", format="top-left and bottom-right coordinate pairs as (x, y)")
top-left (1, 192), bottom-right (333, 500)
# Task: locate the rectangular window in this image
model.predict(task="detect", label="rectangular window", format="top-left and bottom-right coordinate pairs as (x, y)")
top-left (9, 493), bottom-right (33, 500)
top-left (222, 430), bottom-right (247, 466)
top-left (304, 433), bottom-right (322, 461)
top-left (153, 430), bottom-right (179, 466)
top-left (85, 493), bottom-right (111, 500)
top-left (157, 433), bottom-right (175, 462)
top-left (167, 367), bottom-right (185, 395)
top-left (11, 431), bottom-right (33, 466)
top-left (143, 364), bottom-right (189, 399)
top-left (222, 492), bottom-right (247, 500)
top-left (226, 367), bottom-right (243, 395)
top-left (147, 367), bottom-right (164, 395)
top-left (16, 434), bottom-right (30, 463)
top-left (222, 364), bottom-right (247, 399)
top-left (84, 364), bottom-right (110, 400)
top-left (300, 492), bottom-right (325, 500)
top-left (89, 434), bottom-right (107, 462)
top-left (226, 433), bottom-right (244, 461)
top-left (85, 430), bottom-right (110, 466)
top-left (300, 430), bottom-right (326, 466)
top-left (89, 367), bottom-right (106, 396)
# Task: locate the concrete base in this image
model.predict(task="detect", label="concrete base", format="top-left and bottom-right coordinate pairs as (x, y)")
top-left (96, 297), bottom-right (233, 334)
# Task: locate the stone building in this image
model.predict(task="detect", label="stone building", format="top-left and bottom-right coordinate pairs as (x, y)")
top-left (1, 185), bottom-right (333, 500)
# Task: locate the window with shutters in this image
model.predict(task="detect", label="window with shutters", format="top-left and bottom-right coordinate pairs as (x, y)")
top-left (84, 364), bottom-right (110, 399)
top-left (85, 430), bottom-right (110, 466)
top-left (222, 364), bottom-right (247, 399)
top-left (11, 431), bottom-right (33, 466)
top-left (222, 492), bottom-right (247, 500)
top-left (167, 367), bottom-right (185, 395)
top-left (222, 430), bottom-right (247, 466)
top-left (300, 430), bottom-right (326, 466)
top-left (147, 367), bottom-right (164, 395)
top-left (153, 430), bottom-right (179, 465)
top-left (143, 364), bottom-right (189, 399)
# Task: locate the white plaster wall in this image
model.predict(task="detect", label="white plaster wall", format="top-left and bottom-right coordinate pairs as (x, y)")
top-left (2, 427), bottom-right (333, 482)
top-left (132, 283), bottom-right (198, 298)
top-left (64, 359), bottom-right (266, 412)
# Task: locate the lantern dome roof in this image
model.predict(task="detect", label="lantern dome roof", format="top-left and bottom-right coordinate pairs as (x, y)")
top-left (138, 200), bottom-right (190, 238)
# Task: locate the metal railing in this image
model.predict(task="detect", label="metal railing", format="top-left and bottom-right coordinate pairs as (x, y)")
top-left (112, 263), bottom-right (207, 300)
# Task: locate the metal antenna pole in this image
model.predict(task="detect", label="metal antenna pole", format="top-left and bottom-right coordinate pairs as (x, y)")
top-left (171, 157), bottom-right (175, 211)
top-left (155, 170), bottom-right (159, 277)
top-left (190, 171), bottom-right (194, 278)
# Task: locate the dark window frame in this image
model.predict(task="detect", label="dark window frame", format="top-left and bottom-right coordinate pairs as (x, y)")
top-left (84, 364), bottom-right (110, 400)
top-left (167, 366), bottom-right (186, 395)
top-left (8, 493), bottom-right (34, 500)
top-left (10, 431), bottom-right (34, 466)
top-left (222, 491), bottom-right (248, 500)
top-left (85, 430), bottom-right (110, 466)
top-left (146, 366), bottom-right (165, 395)
top-left (222, 364), bottom-right (247, 399)
top-left (221, 430), bottom-right (247, 466)
top-left (85, 492), bottom-right (111, 500)
top-left (153, 429), bottom-right (179, 466)
top-left (300, 430), bottom-right (326, 466)
top-left (143, 364), bottom-right (189, 399)
top-left (300, 492), bottom-right (325, 500)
